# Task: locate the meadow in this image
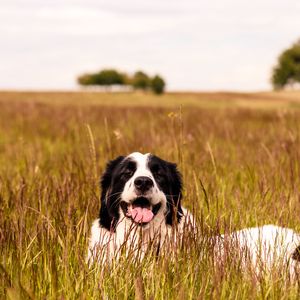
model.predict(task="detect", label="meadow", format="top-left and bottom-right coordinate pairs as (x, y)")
top-left (1, 90), bottom-right (300, 299)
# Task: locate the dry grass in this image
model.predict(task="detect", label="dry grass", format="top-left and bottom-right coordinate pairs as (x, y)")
top-left (1, 90), bottom-right (300, 109)
top-left (1, 91), bottom-right (300, 299)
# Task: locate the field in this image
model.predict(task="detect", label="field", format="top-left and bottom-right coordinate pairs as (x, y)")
top-left (1, 90), bottom-right (300, 299)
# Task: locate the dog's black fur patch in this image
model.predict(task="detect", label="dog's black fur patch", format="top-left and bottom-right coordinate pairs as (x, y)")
top-left (99, 156), bottom-right (126, 231)
top-left (148, 155), bottom-right (183, 225)
top-left (98, 154), bottom-right (183, 231)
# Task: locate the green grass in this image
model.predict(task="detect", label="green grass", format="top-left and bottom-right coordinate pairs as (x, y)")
top-left (1, 91), bottom-right (300, 299)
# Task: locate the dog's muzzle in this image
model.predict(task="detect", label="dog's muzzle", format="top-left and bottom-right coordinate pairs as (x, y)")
top-left (120, 197), bottom-right (161, 225)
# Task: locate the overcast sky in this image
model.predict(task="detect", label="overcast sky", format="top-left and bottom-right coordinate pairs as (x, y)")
top-left (1, 0), bottom-right (300, 91)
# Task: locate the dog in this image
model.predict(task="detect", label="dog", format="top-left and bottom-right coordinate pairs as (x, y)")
top-left (87, 152), bottom-right (195, 264)
top-left (87, 152), bottom-right (300, 276)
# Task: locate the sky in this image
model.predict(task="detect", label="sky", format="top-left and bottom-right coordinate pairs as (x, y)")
top-left (1, 0), bottom-right (300, 91)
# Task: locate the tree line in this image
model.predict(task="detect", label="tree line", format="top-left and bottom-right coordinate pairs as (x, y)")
top-left (77, 69), bottom-right (166, 94)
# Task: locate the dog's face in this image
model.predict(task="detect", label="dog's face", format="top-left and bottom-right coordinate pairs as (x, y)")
top-left (99, 152), bottom-right (183, 231)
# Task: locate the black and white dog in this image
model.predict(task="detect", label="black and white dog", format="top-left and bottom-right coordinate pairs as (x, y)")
top-left (88, 152), bottom-right (300, 275)
top-left (87, 152), bottom-right (194, 263)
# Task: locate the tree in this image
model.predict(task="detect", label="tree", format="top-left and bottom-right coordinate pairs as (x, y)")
top-left (150, 75), bottom-right (166, 95)
top-left (77, 73), bottom-right (98, 86)
top-left (271, 40), bottom-right (300, 89)
top-left (77, 69), bottom-right (126, 88)
top-left (96, 69), bottom-right (126, 86)
top-left (131, 71), bottom-right (150, 91)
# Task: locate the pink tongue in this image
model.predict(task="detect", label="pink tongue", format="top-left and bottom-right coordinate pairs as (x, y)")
top-left (131, 207), bottom-right (154, 223)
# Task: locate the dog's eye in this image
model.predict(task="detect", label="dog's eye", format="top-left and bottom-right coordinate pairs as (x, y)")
top-left (155, 170), bottom-right (162, 176)
top-left (152, 167), bottom-right (164, 178)
top-left (121, 161), bottom-right (136, 178)
top-left (122, 169), bottom-right (134, 177)
top-left (124, 169), bottom-right (133, 175)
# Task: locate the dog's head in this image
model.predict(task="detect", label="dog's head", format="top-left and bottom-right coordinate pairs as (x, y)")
top-left (99, 152), bottom-right (183, 231)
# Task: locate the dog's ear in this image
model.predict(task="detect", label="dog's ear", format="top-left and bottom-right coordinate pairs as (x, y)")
top-left (99, 156), bottom-right (124, 231)
top-left (165, 162), bottom-right (183, 226)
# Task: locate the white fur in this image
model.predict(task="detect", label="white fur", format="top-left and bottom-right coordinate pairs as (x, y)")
top-left (89, 220), bottom-right (300, 277)
top-left (215, 225), bottom-right (300, 276)
top-left (87, 207), bottom-right (195, 264)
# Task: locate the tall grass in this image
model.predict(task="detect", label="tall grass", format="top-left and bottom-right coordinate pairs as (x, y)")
top-left (1, 92), bottom-right (300, 299)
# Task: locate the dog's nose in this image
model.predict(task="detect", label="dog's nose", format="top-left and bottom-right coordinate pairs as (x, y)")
top-left (134, 176), bottom-right (154, 192)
